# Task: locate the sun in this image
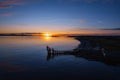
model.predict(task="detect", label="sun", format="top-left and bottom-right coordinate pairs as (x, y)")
top-left (44, 33), bottom-right (52, 37)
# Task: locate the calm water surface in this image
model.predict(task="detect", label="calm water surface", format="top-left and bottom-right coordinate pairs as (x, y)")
top-left (0, 36), bottom-right (120, 80)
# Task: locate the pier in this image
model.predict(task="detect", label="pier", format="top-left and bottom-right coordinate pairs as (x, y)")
top-left (46, 39), bottom-right (120, 66)
top-left (46, 40), bottom-right (106, 61)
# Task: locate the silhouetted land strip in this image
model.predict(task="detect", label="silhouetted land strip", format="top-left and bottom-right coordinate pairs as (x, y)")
top-left (70, 36), bottom-right (120, 52)
top-left (0, 33), bottom-right (41, 36)
top-left (47, 36), bottom-right (120, 66)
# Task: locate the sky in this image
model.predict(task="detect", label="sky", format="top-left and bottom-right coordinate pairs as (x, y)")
top-left (0, 0), bottom-right (120, 35)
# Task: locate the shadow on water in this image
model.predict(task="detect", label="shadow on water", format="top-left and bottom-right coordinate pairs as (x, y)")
top-left (46, 38), bottom-right (120, 66)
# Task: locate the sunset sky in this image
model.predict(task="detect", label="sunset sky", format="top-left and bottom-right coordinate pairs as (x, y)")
top-left (0, 0), bottom-right (120, 35)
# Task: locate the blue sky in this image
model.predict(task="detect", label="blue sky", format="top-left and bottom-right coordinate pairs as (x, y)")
top-left (0, 0), bottom-right (120, 35)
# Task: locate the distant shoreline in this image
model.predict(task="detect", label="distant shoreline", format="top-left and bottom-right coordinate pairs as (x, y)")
top-left (0, 33), bottom-right (120, 37)
top-left (0, 34), bottom-right (120, 37)
top-left (0, 33), bottom-right (42, 36)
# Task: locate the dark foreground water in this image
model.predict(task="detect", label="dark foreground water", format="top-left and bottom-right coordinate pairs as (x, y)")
top-left (0, 36), bottom-right (120, 80)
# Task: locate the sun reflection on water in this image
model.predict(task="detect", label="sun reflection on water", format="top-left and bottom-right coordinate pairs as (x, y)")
top-left (44, 36), bottom-right (51, 41)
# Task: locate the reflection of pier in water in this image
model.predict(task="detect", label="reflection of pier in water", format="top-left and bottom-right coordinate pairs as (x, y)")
top-left (46, 40), bottom-right (120, 66)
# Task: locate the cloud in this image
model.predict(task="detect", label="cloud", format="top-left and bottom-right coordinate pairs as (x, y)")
top-left (68, 27), bottom-right (120, 35)
top-left (0, 0), bottom-right (24, 9)
top-left (0, 13), bottom-right (13, 16)
top-left (0, 0), bottom-right (118, 9)
top-left (102, 28), bottom-right (120, 30)
top-left (0, 11), bottom-right (16, 17)
top-left (0, 5), bottom-right (11, 8)
top-left (70, 27), bottom-right (120, 32)
top-left (63, 0), bottom-right (118, 3)
top-left (0, 0), bottom-right (24, 17)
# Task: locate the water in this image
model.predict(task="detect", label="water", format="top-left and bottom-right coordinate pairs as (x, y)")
top-left (0, 36), bottom-right (120, 80)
